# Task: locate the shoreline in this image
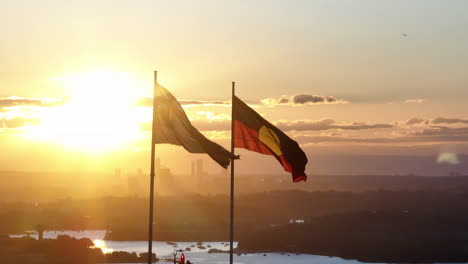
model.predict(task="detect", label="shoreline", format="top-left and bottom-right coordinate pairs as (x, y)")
top-left (5, 234), bottom-right (468, 264)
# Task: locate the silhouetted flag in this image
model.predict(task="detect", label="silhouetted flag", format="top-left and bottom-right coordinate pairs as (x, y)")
top-left (154, 84), bottom-right (235, 168)
top-left (233, 96), bottom-right (308, 182)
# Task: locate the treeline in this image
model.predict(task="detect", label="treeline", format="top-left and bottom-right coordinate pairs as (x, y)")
top-left (0, 235), bottom-right (156, 264)
top-left (2, 189), bottom-right (468, 240)
top-left (3, 170), bottom-right (468, 202)
top-left (237, 210), bottom-right (468, 263)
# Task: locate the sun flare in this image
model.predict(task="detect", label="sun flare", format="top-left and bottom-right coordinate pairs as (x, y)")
top-left (92, 239), bottom-right (114, 254)
top-left (26, 72), bottom-right (150, 153)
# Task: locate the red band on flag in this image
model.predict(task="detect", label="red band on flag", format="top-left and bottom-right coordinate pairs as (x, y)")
top-left (234, 120), bottom-right (273, 156)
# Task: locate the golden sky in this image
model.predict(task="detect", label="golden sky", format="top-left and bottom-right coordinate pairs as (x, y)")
top-left (1, 0), bottom-right (467, 175)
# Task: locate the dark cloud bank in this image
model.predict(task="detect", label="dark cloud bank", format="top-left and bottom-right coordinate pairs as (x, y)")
top-left (262, 94), bottom-right (347, 106)
top-left (407, 117), bottom-right (468, 126)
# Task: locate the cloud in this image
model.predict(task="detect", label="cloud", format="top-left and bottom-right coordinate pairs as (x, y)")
top-left (293, 94), bottom-right (339, 104)
top-left (296, 134), bottom-right (468, 144)
top-left (293, 123), bottom-right (468, 145)
top-left (260, 97), bottom-right (291, 105)
top-left (0, 96), bottom-right (66, 109)
top-left (405, 117), bottom-right (468, 126)
top-left (275, 119), bottom-right (394, 131)
top-left (141, 116), bottom-right (395, 133)
top-left (0, 116), bottom-right (40, 128)
top-left (431, 117), bottom-right (468, 125)
top-left (157, 118), bottom-right (393, 132)
top-left (134, 97), bottom-right (229, 107)
top-left (191, 118), bottom-right (394, 132)
top-left (261, 94), bottom-right (347, 106)
top-left (139, 114), bottom-right (468, 146)
top-left (136, 94), bottom-right (347, 108)
top-left (296, 135), bottom-right (400, 144)
top-left (0, 97), bottom-right (45, 108)
top-left (404, 98), bottom-right (425, 104)
top-left (410, 126), bottom-right (468, 136)
top-left (406, 117), bottom-right (427, 126)
top-left (180, 100), bottom-right (229, 106)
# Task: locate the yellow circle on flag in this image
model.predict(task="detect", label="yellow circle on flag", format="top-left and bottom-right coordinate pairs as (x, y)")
top-left (259, 125), bottom-right (283, 156)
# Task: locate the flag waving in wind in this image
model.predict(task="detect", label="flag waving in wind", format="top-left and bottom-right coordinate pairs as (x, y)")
top-left (233, 96), bottom-right (308, 182)
top-left (153, 84), bottom-right (235, 168)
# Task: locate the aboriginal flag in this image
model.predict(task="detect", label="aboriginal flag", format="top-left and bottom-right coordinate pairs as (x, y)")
top-left (153, 84), bottom-right (235, 168)
top-left (233, 96), bottom-right (308, 182)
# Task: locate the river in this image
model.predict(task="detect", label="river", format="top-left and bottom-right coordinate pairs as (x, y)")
top-left (8, 230), bottom-right (466, 264)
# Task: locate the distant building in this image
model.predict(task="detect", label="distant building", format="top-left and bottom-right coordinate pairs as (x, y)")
top-left (114, 168), bottom-right (121, 180)
top-left (155, 158), bottom-right (161, 175)
top-left (159, 168), bottom-right (174, 194)
top-left (196, 159), bottom-right (204, 188)
top-left (196, 159), bottom-right (204, 176)
top-left (191, 161), bottom-right (196, 178)
top-left (220, 167), bottom-right (229, 177)
top-left (127, 175), bottom-right (140, 195)
top-left (112, 168), bottom-right (124, 194)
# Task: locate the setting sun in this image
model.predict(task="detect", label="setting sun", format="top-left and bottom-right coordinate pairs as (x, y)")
top-left (25, 72), bottom-right (150, 153)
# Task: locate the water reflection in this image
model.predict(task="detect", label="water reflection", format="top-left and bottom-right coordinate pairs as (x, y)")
top-left (92, 239), bottom-right (114, 254)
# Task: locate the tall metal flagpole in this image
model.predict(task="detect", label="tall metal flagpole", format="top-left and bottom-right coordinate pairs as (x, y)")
top-left (229, 81), bottom-right (236, 264)
top-left (148, 71), bottom-right (158, 264)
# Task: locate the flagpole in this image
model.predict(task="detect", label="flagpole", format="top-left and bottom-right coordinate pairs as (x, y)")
top-left (229, 81), bottom-right (236, 264)
top-left (148, 71), bottom-right (158, 264)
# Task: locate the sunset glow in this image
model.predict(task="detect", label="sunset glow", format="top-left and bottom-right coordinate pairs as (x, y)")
top-left (25, 72), bottom-right (148, 153)
top-left (92, 239), bottom-right (114, 254)
top-left (0, 0), bottom-right (466, 175)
